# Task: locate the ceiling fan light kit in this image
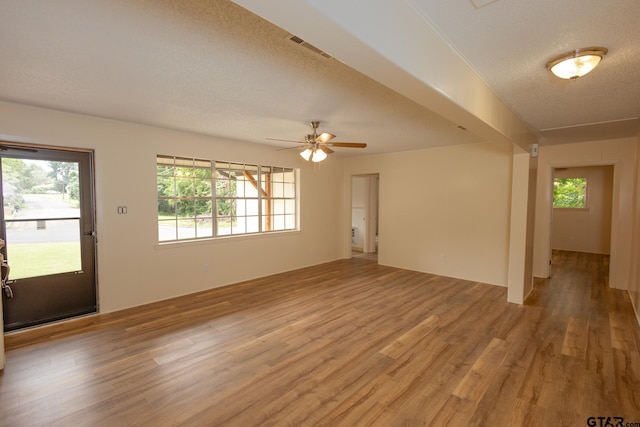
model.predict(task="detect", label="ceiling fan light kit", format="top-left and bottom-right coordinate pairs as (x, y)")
top-left (546, 46), bottom-right (608, 80)
top-left (300, 147), bottom-right (327, 162)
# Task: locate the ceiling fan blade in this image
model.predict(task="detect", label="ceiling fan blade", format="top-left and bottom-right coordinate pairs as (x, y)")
top-left (266, 137), bottom-right (305, 144)
top-left (318, 145), bottom-right (334, 154)
top-left (327, 142), bottom-right (367, 148)
top-left (316, 132), bottom-right (336, 143)
top-left (276, 145), bottom-right (307, 151)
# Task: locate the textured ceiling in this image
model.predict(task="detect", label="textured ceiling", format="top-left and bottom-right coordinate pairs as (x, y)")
top-left (0, 0), bottom-right (481, 156)
top-left (0, 0), bottom-right (638, 154)
top-left (410, 0), bottom-right (640, 144)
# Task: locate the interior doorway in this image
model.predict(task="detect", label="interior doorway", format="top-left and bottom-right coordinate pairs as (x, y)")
top-left (351, 174), bottom-right (379, 261)
top-left (549, 165), bottom-right (614, 279)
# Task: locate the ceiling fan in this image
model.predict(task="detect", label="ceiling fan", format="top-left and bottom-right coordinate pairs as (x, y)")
top-left (268, 121), bottom-right (367, 162)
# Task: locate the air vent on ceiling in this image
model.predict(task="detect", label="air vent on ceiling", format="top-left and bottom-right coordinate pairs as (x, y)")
top-left (287, 35), bottom-right (332, 59)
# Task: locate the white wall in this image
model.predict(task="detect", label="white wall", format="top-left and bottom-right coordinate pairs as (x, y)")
top-left (533, 138), bottom-right (637, 290)
top-left (630, 138), bottom-right (640, 325)
top-left (0, 101), bottom-right (345, 313)
top-left (346, 141), bottom-right (514, 287)
top-left (552, 166), bottom-right (613, 254)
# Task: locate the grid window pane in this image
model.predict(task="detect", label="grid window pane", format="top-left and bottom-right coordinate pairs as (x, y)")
top-left (158, 199), bottom-right (176, 219)
top-left (217, 199), bottom-right (235, 216)
top-left (158, 220), bottom-right (177, 242)
top-left (217, 217), bottom-right (232, 235)
top-left (246, 216), bottom-right (259, 233)
top-left (284, 183), bottom-right (295, 197)
top-left (285, 214), bottom-right (296, 229)
top-left (285, 199), bottom-right (295, 214)
top-left (232, 216), bottom-right (245, 234)
top-left (197, 218), bottom-right (213, 238)
top-left (159, 156), bottom-right (297, 242)
top-left (246, 199), bottom-right (259, 216)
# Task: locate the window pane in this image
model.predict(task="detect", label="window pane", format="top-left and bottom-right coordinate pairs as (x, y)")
top-left (217, 198), bottom-right (235, 216)
top-left (193, 165), bottom-right (212, 178)
top-left (272, 214), bottom-right (284, 230)
top-left (246, 216), bottom-right (259, 233)
top-left (553, 178), bottom-right (587, 208)
top-left (157, 165), bottom-right (174, 176)
top-left (157, 176), bottom-right (176, 197)
top-left (176, 177), bottom-right (196, 197)
top-left (284, 183), bottom-right (295, 197)
top-left (176, 199), bottom-right (195, 218)
top-left (5, 219), bottom-right (82, 279)
top-left (232, 216), bottom-right (244, 234)
top-left (272, 199), bottom-right (285, 214)
top-left (244, 180), bottom-right (258, 197)
top-left (158, 199), bottom-right (176, 219)
top-left (246, 199), bottom-right (259, 216)
top-left (285, 214), bottom-right (296, 229)
top-left (158, 219), bottom-right (177, 242)
top-left (271, 181), bottom-right (284, 197)
top-left (196, 218), bottom-right (213, 238)
top-left (217, 217), bottom-right (232, 235)
top-left (177, 219), bottom-right (196, 240)
top-left (216, 178), bottom-right (234, 197)
top-left (194, 178), bottom-right (212, 197)
top-left (285, 199), bottom-right (295, 214)
top-left (175, 166), bottom-right (196, 177)
top-left (236, 199), bottom-right (246, 216)
top-left (194, 198), bottom-right (212, 217)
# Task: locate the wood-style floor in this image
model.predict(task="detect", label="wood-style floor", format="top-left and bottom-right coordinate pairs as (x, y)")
top-left (1, 250), bottom-right (639, 426)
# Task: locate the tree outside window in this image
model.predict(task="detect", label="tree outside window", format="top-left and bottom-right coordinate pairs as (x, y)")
top-left (553, 177), bottom-right (587, 208)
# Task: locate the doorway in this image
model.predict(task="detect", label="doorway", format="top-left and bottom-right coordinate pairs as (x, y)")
top-left (548, 165), bottom-right (614, 279)
top-left (1, 144), bottom-right (97, 331)
top-left (351, 174), bottom-right (379, 260)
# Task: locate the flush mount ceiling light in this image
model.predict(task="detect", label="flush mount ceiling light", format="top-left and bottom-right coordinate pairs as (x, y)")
top-left (546, 47), bottom-right (608, 80)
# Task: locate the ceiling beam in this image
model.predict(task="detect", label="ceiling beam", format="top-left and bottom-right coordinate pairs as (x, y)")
top-left (232, 0), bottom-right (536, 152)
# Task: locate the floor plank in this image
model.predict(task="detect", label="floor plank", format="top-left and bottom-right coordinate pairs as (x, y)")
top-left (561, 316), bottom-right (589, 359)
top-left (2, 251), bottom-right (639, 426)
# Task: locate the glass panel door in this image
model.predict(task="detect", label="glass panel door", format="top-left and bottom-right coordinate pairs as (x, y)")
top-left (1, 145), bottom-right (97, 331)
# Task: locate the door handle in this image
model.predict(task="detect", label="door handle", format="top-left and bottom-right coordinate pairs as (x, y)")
top-left (1, 261), bottom-right (12, 299)
top-left (83, 231), bottom-right (96, 237)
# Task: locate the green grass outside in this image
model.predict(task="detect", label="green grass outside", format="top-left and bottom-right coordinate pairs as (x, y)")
top-left (7, 242), bottom-right (82, 280)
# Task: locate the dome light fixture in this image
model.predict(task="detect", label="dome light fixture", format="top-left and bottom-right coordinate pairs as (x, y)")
top-left (546, 46), bottom-right (608, 80)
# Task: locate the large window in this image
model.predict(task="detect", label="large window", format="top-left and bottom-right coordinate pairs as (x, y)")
top-left (157, 156), bottom-right (297, 242)
top-left (553, 177), bottom-right (587, 209)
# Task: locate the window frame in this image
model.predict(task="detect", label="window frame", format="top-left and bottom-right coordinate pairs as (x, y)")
top-left (157, 155), bottom-right (298, 243)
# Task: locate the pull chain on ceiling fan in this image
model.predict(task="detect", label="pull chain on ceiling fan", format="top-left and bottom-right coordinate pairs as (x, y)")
top-left (268, 121), bottom-right (367, 162)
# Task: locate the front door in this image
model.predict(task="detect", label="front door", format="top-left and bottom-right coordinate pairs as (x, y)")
top-left (0, 144), bottom-right (97, 331)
